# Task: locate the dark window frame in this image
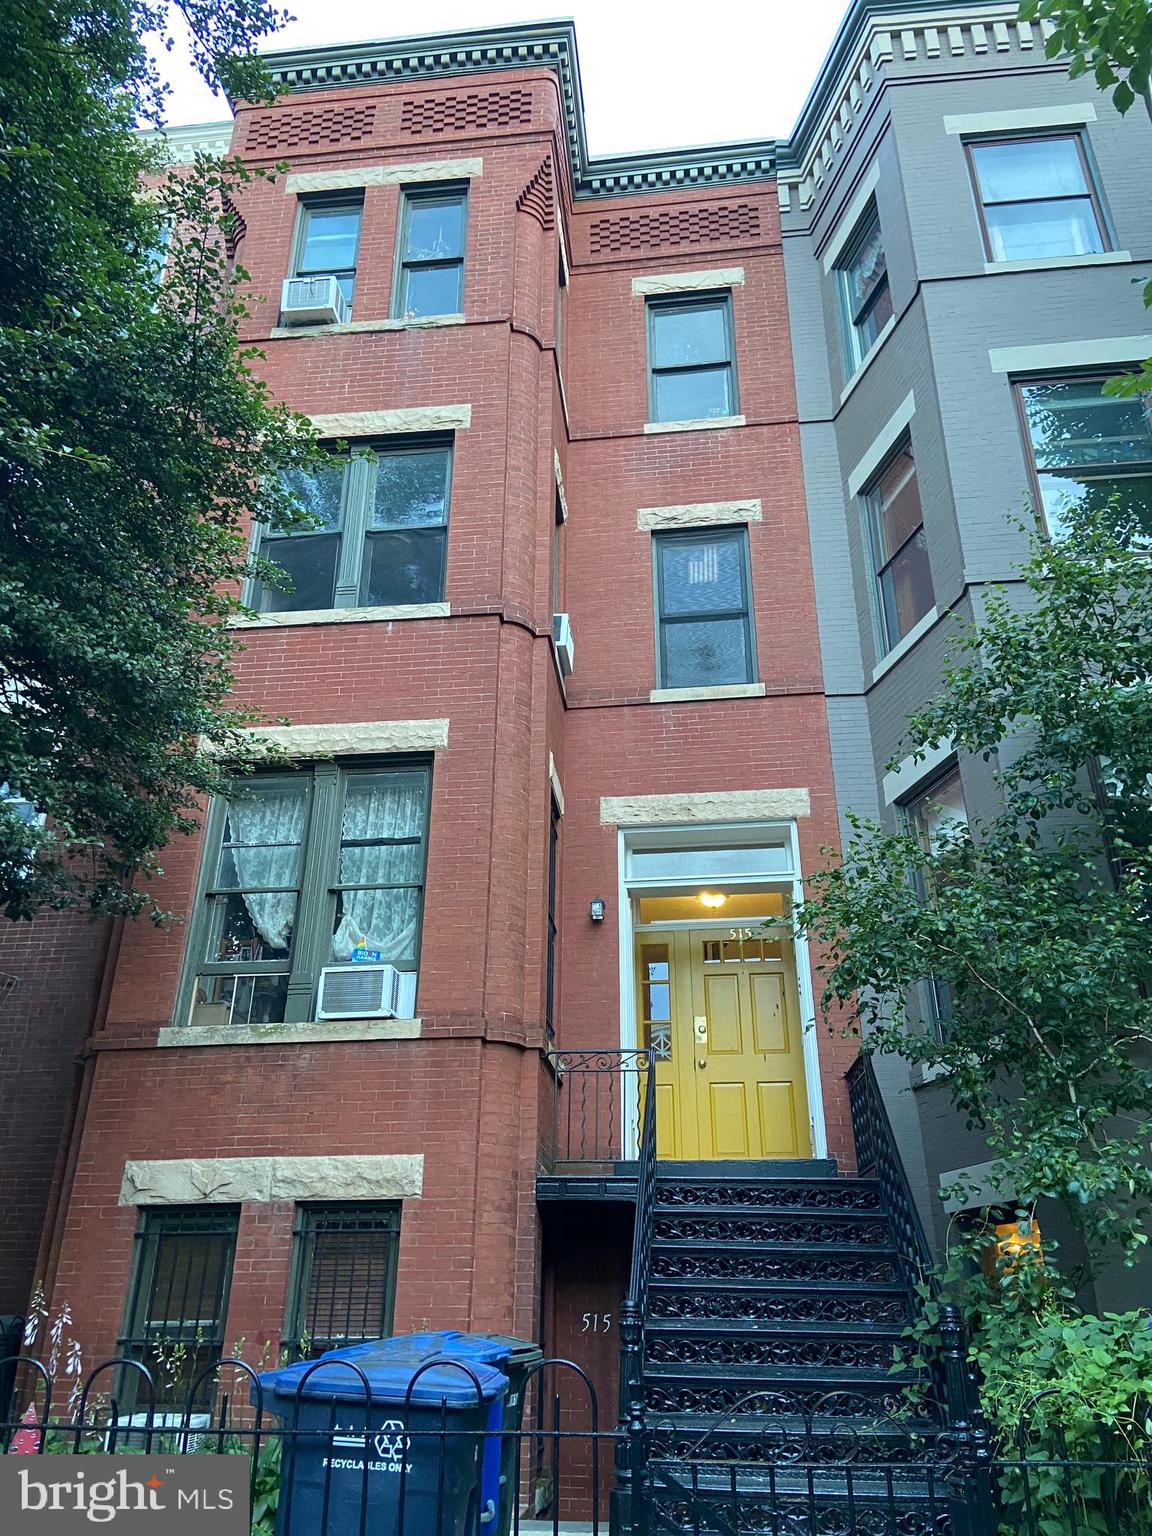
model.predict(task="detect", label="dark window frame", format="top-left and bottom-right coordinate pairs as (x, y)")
top-left (290, 195), bottom-right (365, 306)
top-left (1012, 371), bottom-right (1152, 538)
top-left (283, 1202), bottom-right (401, 1358)
top-left (392, 184), bottom-right (468, 320)
top-left (964, 131), bottom-right (1110, 263)
top-left (834, 201), bottom-right (892, 371)
top-left (901, 764), bottom-right (968, 1039)
top-left (652, 526), bottom-right (757, 690)
top-left (862, 434), bottom-right (934, 653)
top-left (645, 292), bottom-right (738, 425)
top-left (252, 437), bottom-right (453, 615)
top-left (117, 1205), bottom-right (240, 1411)
top-left (178, 758), bottom-right (432, 1029)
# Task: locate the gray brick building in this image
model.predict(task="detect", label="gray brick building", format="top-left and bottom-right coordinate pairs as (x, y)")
top-left (780, 0), bottom-right (1152, 1304)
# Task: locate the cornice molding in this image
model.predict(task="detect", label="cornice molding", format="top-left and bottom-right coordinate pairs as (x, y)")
top-left (143, 120), bottom-right (234, 163)
top-left (224, 2), bottom-right (1063, 201)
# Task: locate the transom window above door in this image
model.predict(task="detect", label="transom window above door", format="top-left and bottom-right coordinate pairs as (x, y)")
top-left (646, 294), bottom-right (738, 423)
top-left (254, 442), bottom-right (452, 614)
top-left (653, 527), bottom-right (756, 689)
top-left (966, 135), bottom-right (1108, 262)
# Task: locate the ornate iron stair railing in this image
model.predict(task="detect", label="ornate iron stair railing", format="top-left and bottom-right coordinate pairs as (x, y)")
top-left (846, 1052), bottom-right (935, 1295)
top-left (616, 1046), bottom-right (657, 1529)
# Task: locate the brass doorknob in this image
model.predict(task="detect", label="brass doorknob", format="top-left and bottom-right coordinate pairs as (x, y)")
top-left (697, 1058), bottom-right (707, 1069)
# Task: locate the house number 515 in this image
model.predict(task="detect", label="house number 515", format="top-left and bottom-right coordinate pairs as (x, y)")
top-left (581, 1312), bottom-right (612, 1333)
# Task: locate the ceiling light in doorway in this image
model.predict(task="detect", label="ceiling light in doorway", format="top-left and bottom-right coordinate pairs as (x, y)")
top-left (698, 891), bottom-right (727, 909)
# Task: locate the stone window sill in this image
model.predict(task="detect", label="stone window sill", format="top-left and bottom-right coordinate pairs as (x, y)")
top-left (271, 314), bottom-right (465, 338)
top-left (157, 1019), bottom-right (422, 1048)
top-left (231, 603), bottom-right (449, 630)
top-left (871, 605), bottom-right (940, 682)
top-left (840, 314), bottom-right (896, 404)
top-left (649, 683), bottom-right (766, 703)
top-left (643, 415), bottom-right (746, 435)
top-left (983, 250), bottom-right (1131, 275)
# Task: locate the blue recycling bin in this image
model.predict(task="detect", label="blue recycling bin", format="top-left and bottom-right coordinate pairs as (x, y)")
top-left (256, 1335), bottom-right (508, 1536)
top-left (326, 1332), bottom-right (543, 1536)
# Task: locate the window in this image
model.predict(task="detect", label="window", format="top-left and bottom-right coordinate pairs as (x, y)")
top-left (551, 487), bottom-right (565, 615)
top-left (836, 203), bottom-right (892, 370)
top-left (0, 782), bottom-right (40, 829)
top-left (185, 762), bottom-right (430, 1027)
top-left (545, 796), bottom-right (560, 1039)
top-left (1017, 375), bottom-right (1152, 538)
top-left (394, 188), bottom-right (466, 318)
top-left (118, 1207), bottom-right (238, 1409)
top-left (654, 528), bottom-right (755, 689)
top-left (967, 135), bottom-right (1107, 262)
top-left (646, 295), bottom-right (737, 424)
top-left (294, 199), bottom-right (363, 304)
top-left (904, 766), bottom-right (969, 1036)
top-left (255, 442), bottom-right (452, 614)
top-left (284, 1203), bottom-right (400, 1358)
top-left (863, 439), bottom-right (934, 653)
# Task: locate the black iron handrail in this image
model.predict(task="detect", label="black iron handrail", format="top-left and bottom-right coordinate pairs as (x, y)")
top-left (615, 1046), bottom-right (656, 1532)
top-left (846, 1052), bottom-right (935, 1294)
top-left (542, 1048), bottom-right (651, 1167)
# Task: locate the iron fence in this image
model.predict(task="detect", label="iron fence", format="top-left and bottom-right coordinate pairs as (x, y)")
top-left (542, 1049), bottom-right (651, 1167)
top-left (1, 1354), bottom-right (1151, 1535)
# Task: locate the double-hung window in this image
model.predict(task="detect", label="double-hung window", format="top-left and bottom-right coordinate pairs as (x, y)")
top-left (255, 441), bottom-right (452, 614)
top-left (646, 295), bottom-right (737, 424)
top-left (863, 438), bottom-right (934, 653)
top-left (967, 135), bottom-right (1107, 262)
top-left (1016, 375), bottom-right (1152, 538)
top-left (904, 767), bottom-right (969, 1037)
top-left (284, 1203), bottom-right (400, 1358)
top-left (118, 1206), bottom-right (239, 1409)
top-left (836, 202), bottom-right (892, 371)
top-left (185, 761), bottom-right (431, 1027)
top-left (653, 528), bottom-right (755, 689)
top-left (394, 188), bottom-right (467, 318)
top-left (293, 198), bottom-right (363, 304)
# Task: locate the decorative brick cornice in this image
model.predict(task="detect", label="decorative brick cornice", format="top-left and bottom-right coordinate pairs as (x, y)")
top-left (219, 2), bottom-right (1064, 202)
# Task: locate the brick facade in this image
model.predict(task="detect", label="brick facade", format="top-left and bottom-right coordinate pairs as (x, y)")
top-left (11, 28), bottom-right (845, 1381)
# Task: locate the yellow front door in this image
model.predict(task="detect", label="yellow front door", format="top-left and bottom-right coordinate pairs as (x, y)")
top-left (636, 926), bottom-right (813, 1160)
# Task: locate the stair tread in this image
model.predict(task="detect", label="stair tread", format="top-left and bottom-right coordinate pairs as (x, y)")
top-left (645, 1317), bottom-right (907, 1336)
top-left (652, 1239), bottom-right (900, 1256)
top-left (649, 1277), bottom-right (908, 1293)
top-left (654, 1203), bottom-right (888, 1219)
top-left (649, 1411), bottom-right (941, 1437)
top-left (648, 1362), bottom-right (921, 1380)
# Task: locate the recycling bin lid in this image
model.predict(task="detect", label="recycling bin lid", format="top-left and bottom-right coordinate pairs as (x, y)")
top-left (257, 1334), bottom-right (508, 1407)
top-left (335, 1331), bottom-right (541, 1369)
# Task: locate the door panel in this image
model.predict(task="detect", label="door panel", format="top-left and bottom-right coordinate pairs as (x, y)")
top-left (751, 972), bottom-right (789, 1055)
top-left (708, 1081), bottom-right (751, 1157)
top-left (635, 922), bottom-right (814, 1160)
top-left (701, 973), bottom-right (743, 1054)
top-left (690, 927), bottom-right (812, 1160)
top-left (757, 1082), bottom-right (801, 1157)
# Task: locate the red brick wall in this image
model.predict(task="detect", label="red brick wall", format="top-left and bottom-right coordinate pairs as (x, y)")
top-left (0, 910), bottom-right (110, 1316)
top-left (42, 59), bottom-right (849, 1384)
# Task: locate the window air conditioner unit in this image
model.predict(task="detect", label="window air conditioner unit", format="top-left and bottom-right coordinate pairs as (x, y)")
top-left (280, 274), bottom-right (350, 326)
top-left (317, 963), bottom-right (401, 1020)
top-left (552, 612), bottom-right (575, 677)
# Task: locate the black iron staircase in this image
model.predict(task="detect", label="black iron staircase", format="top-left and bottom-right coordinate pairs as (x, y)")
top-left (616, 1055), bottom-right (987, 1535)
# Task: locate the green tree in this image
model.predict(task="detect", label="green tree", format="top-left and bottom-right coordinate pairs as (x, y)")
top-left (1020, 0), bottom-right (1152, 119)
top-left (797, 503), bottom-right (1152, 1275)
top-left (0, 0), bottom-right (320, 920)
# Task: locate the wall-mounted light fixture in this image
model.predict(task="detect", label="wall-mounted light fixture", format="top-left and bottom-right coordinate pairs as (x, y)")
top-left (698, 890), bottom-right (727, 909)
top-left (589, 897), bottom-right (606, 922)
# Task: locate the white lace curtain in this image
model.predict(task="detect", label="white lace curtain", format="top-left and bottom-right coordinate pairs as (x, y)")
top-left (332, 775), bottom-right (425, 966)
top-left (226, 786), bottom-right (306, 953)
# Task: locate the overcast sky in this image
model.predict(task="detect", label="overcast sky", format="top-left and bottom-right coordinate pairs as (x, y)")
top-left (158, 0), bottom-right (850, 153)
